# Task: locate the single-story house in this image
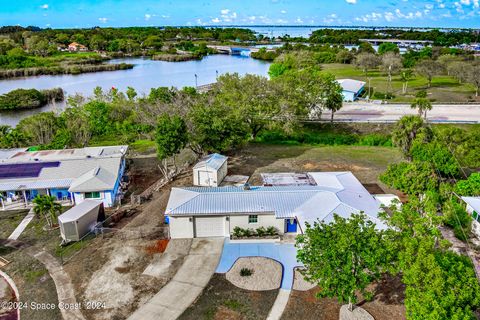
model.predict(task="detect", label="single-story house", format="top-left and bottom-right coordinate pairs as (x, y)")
top-left (68, 42), bottom-right (88, 52)
top-left (193, 153), bottom-right (228, 187)
top-left (462, 196), bottom-right (480, 239)
top-left (0, 146), bottom-right (128, 209)
top-left (337, 79), bottom-right (366, 102)
top-left (58, 200), bottom-right (105, 243)
top-left (166, 172), bottom-right (388, 239)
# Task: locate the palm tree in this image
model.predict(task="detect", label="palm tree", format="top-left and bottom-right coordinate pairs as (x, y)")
top-left (410, 97), bottom-right (433, 119)
top-left (33, 195), bottom-right (62, 228)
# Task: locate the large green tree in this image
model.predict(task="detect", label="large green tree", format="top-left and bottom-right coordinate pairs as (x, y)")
top-left (155, 114), bottom-right (188, 179)
top-left (391, 115), bottom-right (432, 160)
top-left (296, 213), bottom-right (393, 311)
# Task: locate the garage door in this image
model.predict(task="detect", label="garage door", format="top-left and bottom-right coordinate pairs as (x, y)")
top-left (195, 217), bottom-right (225, 237)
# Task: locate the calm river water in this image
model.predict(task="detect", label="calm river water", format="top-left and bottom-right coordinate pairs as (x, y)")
top-left (0, 54), bottom-right (271, 126)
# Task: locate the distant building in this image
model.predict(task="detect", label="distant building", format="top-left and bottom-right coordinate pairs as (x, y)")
top-left (337, 79), bottom-right (366, 101)
top-left (193, 153), bottom-right (228, 187)
top-left (68, 42), bottom-right (88, 52)
top-left (0, 146), bottom-right (128, 209)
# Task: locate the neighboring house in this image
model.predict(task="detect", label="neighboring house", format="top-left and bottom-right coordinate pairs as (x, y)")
top-left (462, 196), bottom-right (480, 239)
top-left (68, 42), bottom-right (88, 52)
top-left (193, 153), bottom-right (228, 187)
top-left (166, 172), bottom-right (388, 239)
top-left (337, 79), bottom-right (366, 101)
top-left (0, 146), bottom-right (128, 209)
top-left (58, 200), bottom-right (105, 243)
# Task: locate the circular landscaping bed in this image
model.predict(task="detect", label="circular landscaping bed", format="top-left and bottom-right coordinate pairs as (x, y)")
top-left (292, 268), bottom-right (316, 291)
top-left (226, 257), bottom-right (282, 291)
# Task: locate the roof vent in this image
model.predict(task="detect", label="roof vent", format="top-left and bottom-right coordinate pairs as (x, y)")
top-left (86, 155), bottom-right (92, 158)
top-left (34, 158), bottom-right (39, 161)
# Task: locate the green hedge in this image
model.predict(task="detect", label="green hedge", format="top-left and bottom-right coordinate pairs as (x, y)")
top-left (256, 129), bottom-right (392, 147)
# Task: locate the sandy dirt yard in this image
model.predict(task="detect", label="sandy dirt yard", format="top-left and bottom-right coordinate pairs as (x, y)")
top-left (64, 165), bottom-right (195, 320)
top-left (281, 275), bottom-right (406, 320)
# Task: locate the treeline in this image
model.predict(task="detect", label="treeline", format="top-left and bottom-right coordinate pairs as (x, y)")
top-left (0, 88), bottom-right (63, 110)
top-left (0, 63), bottom-right (343, 154)
top-left (309, 28), bottom-right (479, 46)
top-left (0, 26), bottom-right (256, 58)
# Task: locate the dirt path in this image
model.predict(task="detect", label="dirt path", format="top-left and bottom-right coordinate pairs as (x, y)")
top-left (25, 248), bottom-right (85, 320)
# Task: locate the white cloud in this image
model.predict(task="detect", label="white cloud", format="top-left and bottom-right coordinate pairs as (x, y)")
top-left (280, 10), bottom-right (287, 14)
top-left (98, 17), bottom-right (108, 23)
top-left (345, 0), bottom-right (357, 4)
top-left (295, 17), bottom-right (304, 23)
top-left (46, 23), bottom-right (51, 27)
top-left (323, 13), bottom-right (339, 23)
top-left (40, 4), bottom-right (49, 9)
top-left (220, 9), bottom-right (237, 22)
top-left (384, 11), bottom-right (395, 21)
top-left (248, 16), bottom-right (256, 21)
top-left (425, 4), bottom-right (434, 9)
top-left (161, 15), bottom-right (170, 19)
top-left (144, 14), bottom-right (152, 21)
top-left (211, 17), bottom-right (221, 23)
top-left (439, 3), bottom-right (446, 8)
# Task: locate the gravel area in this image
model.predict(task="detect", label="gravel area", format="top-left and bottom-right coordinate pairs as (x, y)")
top-left (226, 257), bottom-right (282, 291)
top-left (292, 268), bottom-right (316, 291)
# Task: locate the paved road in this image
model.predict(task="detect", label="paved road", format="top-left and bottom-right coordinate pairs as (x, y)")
top-left (128, 238), bottom-right (224, 320)
top-left (321, 103), bottom-right (480, 123)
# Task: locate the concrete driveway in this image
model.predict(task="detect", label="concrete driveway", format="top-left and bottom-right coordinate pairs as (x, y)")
top-left (216, 239), bottom-right (302, 289)
top-left (128, 237), bottom-right (224, 320)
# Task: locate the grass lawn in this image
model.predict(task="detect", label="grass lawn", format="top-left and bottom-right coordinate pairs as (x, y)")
top-left (2, 248), bottom-right (61, 320)
top-left (321, 63), bottom-right (477, 103)
top-left (0, 209), bottom-right (29, 239)
top-left (178, 274), bottom-right (278, 320)
top-left (229, 144), bottom-right (403, 193)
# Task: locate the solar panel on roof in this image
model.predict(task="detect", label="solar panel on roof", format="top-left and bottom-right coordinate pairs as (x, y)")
top-left (0, 162), bottom-right (60, 179)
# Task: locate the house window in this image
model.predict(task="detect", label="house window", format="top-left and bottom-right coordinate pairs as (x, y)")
top-left (248, 215), bottom-right (258, 224)
top-left (474, 211), bottom-right (480, 222)
top-left (85, 192), bottom-right (101, 199)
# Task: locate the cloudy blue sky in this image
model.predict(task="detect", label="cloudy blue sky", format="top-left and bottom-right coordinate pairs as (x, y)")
top-left (2, 0), bottom-right (480, 28)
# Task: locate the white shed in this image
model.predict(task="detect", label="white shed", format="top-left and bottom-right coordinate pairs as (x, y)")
top-left (58, 200), bottom-right (104, 243)
top-left (193, 154), bottom-right (228, 187)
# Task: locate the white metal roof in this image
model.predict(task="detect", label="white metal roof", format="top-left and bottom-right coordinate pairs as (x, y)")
top-left (462, 197), bottom-right (480, 213)
top-left (166, 172), bottom-right (387, 230)
top-left (58, 200), bottom-right (102, 223)
top-left (68, 167), bottom-right (117, 192)
top-left (193, 153), bottom-right (227, 171)
top-left (0, 146), bottom-right (127, 192)
top-left (337, 79), bottom-right (366, 94)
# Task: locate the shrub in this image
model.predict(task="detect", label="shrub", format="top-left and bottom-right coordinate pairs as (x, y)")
top-left (372, 91), bottom-right (395, 100)
top-left (240, 268), bottom-right (253, 277)
top-left (266, 226), bottom-right (279, 236)
top-left (233, 226), bottom-right (244, 238)
top-left (256, 226), bottom-right (267, 237)
top-left (357, 134), bottom-right (392, 147)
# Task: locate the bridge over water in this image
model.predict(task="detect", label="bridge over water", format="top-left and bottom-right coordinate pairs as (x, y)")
top-left (207, 45), bottom-right (276, 56)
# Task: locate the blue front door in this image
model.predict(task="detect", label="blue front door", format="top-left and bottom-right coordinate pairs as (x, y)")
top-left (286, 219), bottom-right (297, 233)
